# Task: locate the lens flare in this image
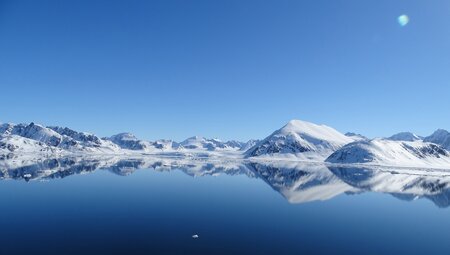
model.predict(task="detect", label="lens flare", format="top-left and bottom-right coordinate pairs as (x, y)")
top-left (398, 15), bottom-right (409, 26)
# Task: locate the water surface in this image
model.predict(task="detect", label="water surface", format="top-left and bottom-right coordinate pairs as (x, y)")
top-left (1, 157), bottom-right (450, 254)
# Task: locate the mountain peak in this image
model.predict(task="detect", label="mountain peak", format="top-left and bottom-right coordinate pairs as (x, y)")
top-left (283, 119), bottom-right (325, 131)
top-left (279, 119), bottom-right (352, 145)
top-left (388, 132), bottom-right (421, 142)
top-left (431, 129), bottom-right (450, 136)
top-left (424, 129), bottom-right (450, 150)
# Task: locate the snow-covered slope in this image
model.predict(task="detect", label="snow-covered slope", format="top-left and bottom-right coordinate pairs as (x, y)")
top-left (424, 129), bottom-right (450, 150)
top-left (388, 132), bottom-right (421, 142)
top-left (246, 120), bottom-right (354, 160)
top-left (326, 139), bottom-right (450, 168)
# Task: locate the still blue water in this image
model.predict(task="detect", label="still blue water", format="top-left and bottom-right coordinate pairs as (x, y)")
top-left (1, 157), bottom-right (450, 255)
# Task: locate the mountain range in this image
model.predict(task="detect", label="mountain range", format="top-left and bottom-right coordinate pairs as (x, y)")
top-left (2, 120), bottom-right (450, 169)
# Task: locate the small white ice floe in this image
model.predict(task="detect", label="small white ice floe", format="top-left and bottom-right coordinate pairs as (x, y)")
top-left (192, 234), bottom-right (199, 239)
top-left (23, 174), bottom-right (32, 178)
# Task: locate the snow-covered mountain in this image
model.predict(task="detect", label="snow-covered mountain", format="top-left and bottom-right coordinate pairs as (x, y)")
top-left (0, 135), bottom-right (65, 155)
top-left (326, 139), bottom-right (450, 168)
top-left (48, 126), bottom-right (121, 153)
top-left (0, 123), bottom-right (121, 154)
top-left (0, 122), bottom-right (248, 157)
top-left (179, 136), bottom-right (242, 151)
top-left (106, 133), bottom-right (182, 152)
top-left (151, 139), bottom-right (180, 150)
top-left (387, 132), bottom-right (422, 142)
top-left (424, 129), bottom-right (450, 150)
top-left (245, 120), bottom-right (354, 160)
top-left (1, 123), bottom-right (63, 147)
top-left (106, 133), bottom-right (150, 150)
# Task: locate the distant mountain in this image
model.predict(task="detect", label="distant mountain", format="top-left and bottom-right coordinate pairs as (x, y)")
top-left (240, 139), bottom-right (260, 151)
top-left (106, 133), bottom-right (150, 150)
top-left (48, 126), bottom-right (121, 153)
top-left (246, 120), bottom-right (354, 160)
top-left (106, 133), bottom-right (182, 152)
top-left (0, 122), bottom-right (248, 157)
top-left (179, 136), bottom-right (242, 151)
top-left (345, 132), bottom-right (368, 141)
top-left (424, 129), bottom-right (450, 150)
top-left (326, 139), bottom-right (450, 168)
top-left (151, 139), bottom-right (180, 150)
top-left (0, 123), bottom-right (122, 154)
top-left (387, 132), bottom-right (422, 142)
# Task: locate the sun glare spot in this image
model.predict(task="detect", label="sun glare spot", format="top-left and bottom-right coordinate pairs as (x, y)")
top-left (398, 15), bottom-right (409, 27)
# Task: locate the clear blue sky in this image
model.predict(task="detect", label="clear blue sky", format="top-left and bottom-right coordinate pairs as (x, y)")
top-left (1, 0), bottom-right (449, 141)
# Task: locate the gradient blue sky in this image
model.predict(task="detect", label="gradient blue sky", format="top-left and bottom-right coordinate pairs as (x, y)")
top-left (1, 0), bottom-right (449, 141)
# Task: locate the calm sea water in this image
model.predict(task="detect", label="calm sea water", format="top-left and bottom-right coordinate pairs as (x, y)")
top-left (1, 157), bottom-right (450, 255)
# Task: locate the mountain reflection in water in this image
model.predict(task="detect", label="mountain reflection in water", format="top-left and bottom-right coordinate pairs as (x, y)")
top-left (2, 156), bottom-right (450, 208)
